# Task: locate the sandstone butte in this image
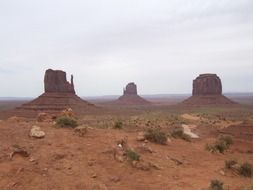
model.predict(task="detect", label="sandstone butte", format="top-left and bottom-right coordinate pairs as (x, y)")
top-left (182, 74), bottom-right (235, 105)
top-left (12, 69), bottom-right (94, 117)
top-left (116, 82), bottom-right (151, 105)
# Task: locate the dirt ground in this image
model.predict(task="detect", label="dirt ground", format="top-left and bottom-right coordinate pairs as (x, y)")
top-left (0, 102), bottom-right (253, 190)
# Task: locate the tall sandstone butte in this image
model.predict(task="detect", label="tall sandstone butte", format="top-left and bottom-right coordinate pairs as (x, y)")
top-left (117, 82), bottom-right (150, 105)
top-left (193, 74), bottom-right (222, 96)
top-left (182, 74), bottom-right (235, 105)
top-left (13, 69), bottom-right (94, 117)
top-left (44, 69), bottom-right (75, 93)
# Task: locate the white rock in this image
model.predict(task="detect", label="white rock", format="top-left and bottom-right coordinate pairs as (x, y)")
top-left (30, 126), bottom-right (45, 138)
top-left (182, 124), bottom-right (199, 138)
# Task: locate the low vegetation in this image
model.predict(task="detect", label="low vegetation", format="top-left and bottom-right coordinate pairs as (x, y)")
top-left (170, 128), bottom-right (191, 142)
top-left (144, 128), bottom-right (167, 145)
top-left (206, 135), bottom-right (233, 153)
top-left (239, 162), bottom-right (253, 177)
top-left (126, 149), bottom-right (140, 162)
top-left (224, 159), bottom-right (252, 178)
top-left (225, 159), bottom-right (237, 169)
top-left (113, 120), bottom-right (123, 129)
top-left (209, 179), bottom-right (224, 190)
top-left (56, 116), bottom-right (78, 128)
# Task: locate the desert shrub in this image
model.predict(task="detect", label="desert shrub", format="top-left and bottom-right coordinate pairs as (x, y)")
top-left (126, 149), bottom-right (140, 162)
top-left (113, 120), bottom-right (123, 129)
top-left (218, 135), bottom-right (233, 147)
top-left (225, 159), bottom-right (237, 169)
top-left (206, 135), bottom-right (234, 153)
top-left (144, 128), bottom-right (167, 145)
top-left (209, 179), bottom-right (224, 190)
top-left (56, 116), bottom-right (78, 128)
top-left (171, 128), bottom-right (191, 142)
top-left (239, 162), bottom-right (253, 177)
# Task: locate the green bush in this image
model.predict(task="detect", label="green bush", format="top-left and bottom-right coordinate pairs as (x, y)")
top-left (56, 116), bottom-right (78, 128)
top-left (206, 135), bottom-right (234, 153)
top-left (210, 179), bottom-right (224, 190)
top-left (144, 128), bottom-right (167, 145)
top-left (218, 135), bottom-right (233, 147)
top-left (225, 159), bottom-right (237, 169)
top-left (113, 121), bottom-right (123, 129)
top-left (239, 162), bottom-right (253, 177)
top-left (126, 149), bottom-right (140, 162)
top-left (171, 128), bottom-right (191, 142)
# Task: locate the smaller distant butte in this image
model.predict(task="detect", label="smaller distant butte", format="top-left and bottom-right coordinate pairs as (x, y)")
top-left (116, 82), bottom-right (151, 105)
top-left (13, 69), bottom-right (94, 117)
top-left (182, 73), bottom-right (236, 105)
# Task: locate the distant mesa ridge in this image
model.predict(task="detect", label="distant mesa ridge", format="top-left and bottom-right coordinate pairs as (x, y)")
top-left (182, 73), bottom-right (235, 105)
top-left (14, 69), bottom-right (94, 117)
top-left (116, 82), bottom-right (150, 105)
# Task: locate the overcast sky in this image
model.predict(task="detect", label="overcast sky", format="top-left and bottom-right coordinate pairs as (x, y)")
top-left (0, 0), bottom-right (253, 97)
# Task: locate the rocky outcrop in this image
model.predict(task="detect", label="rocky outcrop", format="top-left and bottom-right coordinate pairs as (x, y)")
top-left (193, 74), bottom-right (222, 96)
top-left (124, 82), bottom-right (137, 95)
top-left (44, 69), bottom-right (75, 93)
top-left (14, 69), bottom-right (95, 117)
top-left (182, 74), bottom-right (235, 105)
top-left (117, 82), bottom-right (150, 105)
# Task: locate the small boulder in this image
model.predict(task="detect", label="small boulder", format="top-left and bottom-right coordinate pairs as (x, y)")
top-left (37, 112), bottom-right (54, 122)
top-left (30, 126), bottom-right (45, 138)
top-left (74, 126), bottom-right (87, 137)
top-left (136, 132), bottom-right (146, 141)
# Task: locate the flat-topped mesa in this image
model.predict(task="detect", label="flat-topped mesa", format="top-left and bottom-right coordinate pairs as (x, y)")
top-left (44, 69), bottom-right (75, 94)
top-left (193, 74), bottom-right (222, 96)
top-left (182, 73), bottom-right (235, 105)
top-left (123, 82), bottom-right (137, 95)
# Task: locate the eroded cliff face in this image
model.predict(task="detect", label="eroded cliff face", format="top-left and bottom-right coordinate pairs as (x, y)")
top-left (193, 74), bottom-right (222, 96)
top-left (117, 82), bottom-right (150, 105)
top-left (14, 69), bottom-right (94, 117)
top-left (123, 82), bottom-right (137, 95)
top-left (182, 73), bottom-right (235, 105)
top-left (44, 69), bottom-right (75, 94)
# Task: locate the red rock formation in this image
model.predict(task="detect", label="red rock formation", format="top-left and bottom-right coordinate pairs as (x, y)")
top-left (124, 82), bottom-right (137, 95)
top-left (193, 74), bottom-right (222, 96)
top-left (182, 74), bottom-right (235, 105)
top-left (117, 82), bottom-right (150, 105)
top-left (13, 69), bottom-right (95, 117)
top-left (44, 69), bottom-right (75, 93)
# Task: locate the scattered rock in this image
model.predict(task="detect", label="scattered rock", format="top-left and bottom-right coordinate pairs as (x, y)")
top-left (74, 126), bottom-right (87, 137)
top-left (10, 146), bottom-right (29, 159)
top-left (37, 112), bottom-right (54, 122)
top-left (182, 124), bottom-right (199, 139)
top-left (7, 116), bottom-right (25, 123)
top-left (91, 173), bottom-right (97, 178)
top-left (30, 126), bottom-right (45, 138)
top-left (219, 170), bottom-right (225, 176)
top-left (136, 132), bottom-right (145, 141)
top-left (110, 176), bottom-right (121, 183)
top-left (132, 160), bottom-right (151, 171)
top-left (136, 144), bottom-right (153, 154)
top-left (60, 108), bottom-right (75, 118)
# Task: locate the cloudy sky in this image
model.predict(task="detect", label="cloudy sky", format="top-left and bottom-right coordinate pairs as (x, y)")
top-left (0, 0), bottom-right (253, 97)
